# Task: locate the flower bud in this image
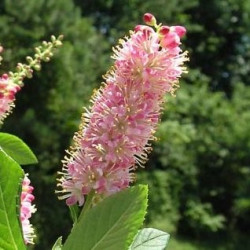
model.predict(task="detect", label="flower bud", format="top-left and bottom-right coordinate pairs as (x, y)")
top-left (34, 64), bottom-right (41, 71)
top-left (2, 74), bottom-right (8, 80)
top-left (143, 13), bottom-right (157, 26)
top-left (159, 26), bottom-right (170, 36)
top-left (172, 26), bottom-right (186, 37)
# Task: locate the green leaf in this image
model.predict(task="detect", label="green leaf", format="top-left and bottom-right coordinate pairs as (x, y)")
top-left (129, 228), bottom-right (170, 250)
top-left (0, 150), bottom-right (26, 250)
top-left (0, 132), bottom-right (38, 165)
top-left (52, 236), bottom-right (63, 250)
top-left (63, 185), bottom-right (148, 250)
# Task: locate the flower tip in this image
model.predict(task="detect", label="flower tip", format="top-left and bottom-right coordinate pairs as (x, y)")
top-left (173, 26), bottom-right (186, 37)
top-left (143, 13), bottom-right (157, 26)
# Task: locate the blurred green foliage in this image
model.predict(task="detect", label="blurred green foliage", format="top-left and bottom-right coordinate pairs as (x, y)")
top-left (0, 0), bottom-right (250, 249)
top-left (147, 83), bottom-right (250, 236)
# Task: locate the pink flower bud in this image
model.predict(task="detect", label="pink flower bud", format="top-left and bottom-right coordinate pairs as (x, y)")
top-left (172, 26), bottom-right (186, 37)
top-left (159, 26), bottom-right (170, 36)
top-left (2, 74), bottom-right (8, 80)
top-left (143, 13), bottom-right (157, 26)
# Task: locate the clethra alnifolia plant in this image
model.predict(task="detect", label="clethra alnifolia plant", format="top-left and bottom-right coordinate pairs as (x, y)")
top-left (0, 14), bottom-right (188, 250)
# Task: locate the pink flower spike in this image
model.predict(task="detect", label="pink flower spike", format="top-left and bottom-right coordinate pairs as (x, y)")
top-left (57, 14), bottom-right (188, 207)
top-left (20, 174), bottom-right (36, 245)
top-left (0, 74), bottom-right (21, 124)
top-left (143, 13), bottom-right (157, 26)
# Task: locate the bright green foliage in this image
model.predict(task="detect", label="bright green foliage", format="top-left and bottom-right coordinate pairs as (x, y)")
top-left (63, 185), bottom-right (148, 250)
top-left (129, 228), bottom-right (170, 250)
top-left (146, 82), bottom-right (250, 236)
top-left (0, 150), bottom-right (25, 250)
top-left (0, 132), bottom-right (37, 165)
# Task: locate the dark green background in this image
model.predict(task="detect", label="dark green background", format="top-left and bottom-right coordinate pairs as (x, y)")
top-left (0, 0), bottom-right (249, 249)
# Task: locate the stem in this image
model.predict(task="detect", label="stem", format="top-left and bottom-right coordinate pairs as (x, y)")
top-left (78, 190), bottom-right (95, 222)
top-left (9, 35), bottom-right (63, 85)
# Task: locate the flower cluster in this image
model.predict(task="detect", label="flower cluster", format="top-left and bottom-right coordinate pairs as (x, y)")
top-left (20, 174), bottom-right (36, 245)
top-left (0, 74), bottom-right (21, 124)
top-left (58, 13), bottom-right (188, 206)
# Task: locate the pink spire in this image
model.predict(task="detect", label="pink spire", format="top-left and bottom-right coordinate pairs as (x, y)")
top-left (0, 73), bottom-right (21, 124)
top-left (57, 14), bottom-right (188, 206)
top-left (20, 174), bottom-right (36, 245)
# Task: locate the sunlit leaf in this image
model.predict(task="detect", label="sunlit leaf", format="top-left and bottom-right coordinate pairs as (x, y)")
top-left (0, 132), bottom-right (38, 165)
top-left (0, 150), bottom-right (26, 250)
top-left (63, 185), bottom-right (148, 250)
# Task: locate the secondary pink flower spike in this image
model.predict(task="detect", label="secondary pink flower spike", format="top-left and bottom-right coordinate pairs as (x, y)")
top-left (20, 174), bottom-right (36, 244)
top-left (0, 73), bottom-right (20, 124)
top-left (57, 13), bottom-right (188, 206)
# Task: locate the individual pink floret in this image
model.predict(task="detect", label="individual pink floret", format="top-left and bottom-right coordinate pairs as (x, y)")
top-left (57, 14), bottom-right (188, 206)
top-left (20, 174), bottom-right (36, 245)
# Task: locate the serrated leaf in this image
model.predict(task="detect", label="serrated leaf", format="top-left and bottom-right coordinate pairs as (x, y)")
top-left (52, 236), bottom-right (63, 250)
top-left (129, 228), bottom-right (170, 250)
top-left (0, 132), bottom-right (38, 165)
top-left (0, 150), bottom-right (26, 250)
top-left (63, 185), bottom-right (148, 250)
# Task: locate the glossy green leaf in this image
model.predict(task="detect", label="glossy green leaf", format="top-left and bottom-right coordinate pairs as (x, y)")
top-left (0, 150), bottom-right (26, 250)
top-left (0, 132), bottom-right (38, 165)
top-left (129, 228), bottom-right (170, 250)
top-left (63, 185), bottom-right (148, 250)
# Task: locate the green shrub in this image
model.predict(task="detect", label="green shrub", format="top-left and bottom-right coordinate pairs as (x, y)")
top-left (141, 82), bottom-right (250, 236)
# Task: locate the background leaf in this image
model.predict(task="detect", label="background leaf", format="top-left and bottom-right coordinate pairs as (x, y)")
top-left (0, 150), bottom-right (26, 250)
top-left (0, 132), bottom-right (38, 165)
top-left (129, 228), bottom-right (170, 250)
top-left (63, 185), bottom-right (148, 250)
